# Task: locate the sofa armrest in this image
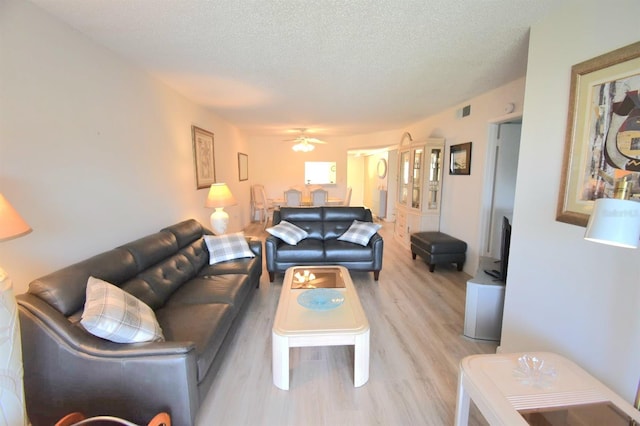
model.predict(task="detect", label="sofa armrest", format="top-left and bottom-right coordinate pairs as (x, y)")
top-left (18, 293), bottom-right (199, 426)
top-left (248, 238), bottom-right (263, 258)
top-left (265, 235), bottom-right (281, 272)
top-left (17, 294), bottom-right (195, 357)
top-left (369, 233), bottom-right (384, 271)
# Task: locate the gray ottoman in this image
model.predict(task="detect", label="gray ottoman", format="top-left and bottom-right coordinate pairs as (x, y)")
top-left (410, 231), bottom-right (467, 272)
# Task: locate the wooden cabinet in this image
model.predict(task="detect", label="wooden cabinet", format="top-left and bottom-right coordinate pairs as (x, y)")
top-left (394, 133), bottom-right (445, 248)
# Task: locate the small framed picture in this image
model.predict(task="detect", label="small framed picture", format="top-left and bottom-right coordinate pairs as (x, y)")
top-left (450, 142), bottom-right (472, 175)
top-left (192, 125), bottom-right (216, 189)
top-left (238, 152), bottom-right (248, 181)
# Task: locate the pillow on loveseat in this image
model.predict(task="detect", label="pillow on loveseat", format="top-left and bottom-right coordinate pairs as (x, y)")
top-left (266, 220), bottom-right (308, 245)
top-left (80, 276), bottom-right (164, 343)
top-left (337, 220), bottom-right (382, 246)
top-left (204, 231), bottom-right (256, 264)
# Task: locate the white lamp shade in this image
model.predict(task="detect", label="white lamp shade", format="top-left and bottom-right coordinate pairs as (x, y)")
top-left (0, 194), bottom-right (31, 242)
top-left (584, 198), bottom-right (640, 248)
top-left (205, 183), bottom-right (237, 208)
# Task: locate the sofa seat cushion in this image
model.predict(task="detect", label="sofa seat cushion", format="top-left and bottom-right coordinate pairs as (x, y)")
top-left (155, 303), bottom-right (234, 382)
top-left (199, 256), bottom-right (260, 277)
top-left (165, 275), bottom-right (251, 314)
top-left (275, 238), bottom-right (325, 263)
top-left (324, 240), bottom-right (374, 262)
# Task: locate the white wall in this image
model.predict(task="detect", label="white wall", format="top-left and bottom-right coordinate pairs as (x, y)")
top-left (501, 0), bottom-right (640, 400)
top-left (0, 0), bottom-right (252, 294)
top-left (347, 155), bottom-right (365, 206)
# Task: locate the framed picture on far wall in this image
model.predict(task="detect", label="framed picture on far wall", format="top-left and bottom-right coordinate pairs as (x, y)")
top-left (238, 152), bottom-right (248, 181)
top-left (450, 142), bottom-right (472, 175)
top-left (192, 125), bottom-right (216, 189)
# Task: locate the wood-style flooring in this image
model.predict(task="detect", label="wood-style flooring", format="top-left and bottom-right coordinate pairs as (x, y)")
top-left (195, 220), bottom-right (494, 425)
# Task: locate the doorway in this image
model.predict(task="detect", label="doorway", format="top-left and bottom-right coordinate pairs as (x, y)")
top-left (481, 120), bottom-right (522, 258)
top-left (346, 146), bottom-right (397, 219)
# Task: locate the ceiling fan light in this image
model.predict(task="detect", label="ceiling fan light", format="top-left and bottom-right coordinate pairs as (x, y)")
top-left (292, 141), bottom-right (314, 152)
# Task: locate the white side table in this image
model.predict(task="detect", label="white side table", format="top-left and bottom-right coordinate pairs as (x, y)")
top-left (455, 352), bottom-right (640, 425)
top-left (464, 257), bottom-right (505, 341)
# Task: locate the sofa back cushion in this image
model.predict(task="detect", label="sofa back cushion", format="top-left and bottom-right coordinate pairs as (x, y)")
top-left (27, 219), bottom-right (206, 316)
top-left (322, 207), bottom-right (372, 239)
top-left (161, 219), bottom-right (205, 247)
top-left (119, 231), bottom-right (178, 271)
top-left (119, 221), bottom-right (206, 309)
top-left (29, 248), bottom-right (138, 316)
top-left (274, 207), bottom-right (374, 241)
top-left (121, 252), bottom-right (197, 309)
top-left (276, 208), bottom-right (324, 239)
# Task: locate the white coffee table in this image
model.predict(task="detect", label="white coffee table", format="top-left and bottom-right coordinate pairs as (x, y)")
top-left (272, 265), bottom-right (370, 390)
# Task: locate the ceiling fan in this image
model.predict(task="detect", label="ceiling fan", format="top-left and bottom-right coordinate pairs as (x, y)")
top-left (284, 128), bottom-right (326, 152)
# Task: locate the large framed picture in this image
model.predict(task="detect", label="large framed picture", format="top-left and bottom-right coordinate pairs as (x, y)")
top-left (449, 142), bottom-right (472, 175)
top-left (557, 42), bottom-right (640, 226)
top-left (192, 125), bottom-right (216, 189)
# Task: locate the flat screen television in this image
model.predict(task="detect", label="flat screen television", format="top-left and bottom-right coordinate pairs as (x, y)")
top-left (484, 216), bottom-right (511, 282)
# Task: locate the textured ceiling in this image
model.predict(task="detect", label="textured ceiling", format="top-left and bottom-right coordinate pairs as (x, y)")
top-left (30, 0), bottom-right (561, 139)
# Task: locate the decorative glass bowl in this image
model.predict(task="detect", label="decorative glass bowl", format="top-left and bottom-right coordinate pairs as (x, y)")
top-left (297, 289), bottom-right (345, 311)
top-left (513, 354), bottom-right (557, 388)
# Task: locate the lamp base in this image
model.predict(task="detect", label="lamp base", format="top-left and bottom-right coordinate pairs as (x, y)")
top-left (0, 268), bottom-right (27, 426)
top-left (210, 208), bottom-right (230, 235)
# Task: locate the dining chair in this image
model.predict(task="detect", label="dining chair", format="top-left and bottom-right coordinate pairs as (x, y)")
top-left (311, 188), bottom-right (328, 206)
top-left (342, 187), bottom-right (352, 206)
top-left (251, 184), bottom-right (266, 222)
top-left (284, 189), bottom-right (302, 206)
top-left (251, 184), bottom-right (275, 227)
top-left (259, 186), bottom-right (276, 227)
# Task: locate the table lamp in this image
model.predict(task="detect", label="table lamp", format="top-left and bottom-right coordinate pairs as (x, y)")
top-left (205, 183), bottom-right (237, 235)
top-left (584, 193), bottom-right (640, 411)
top-left (0, 193), bottom-right (32, 426)
top-left (584, 198), bottom-right (640, 248)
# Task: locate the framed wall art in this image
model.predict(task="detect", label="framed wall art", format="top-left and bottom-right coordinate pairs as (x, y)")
top-left (238, 152), bottom-right (248, 181)
top-left (556, 41), bottom-right (640, 226)
top-left (449, 142), bottom-right (472, 175)
top-left (192, 125), bottom-right (216, 189)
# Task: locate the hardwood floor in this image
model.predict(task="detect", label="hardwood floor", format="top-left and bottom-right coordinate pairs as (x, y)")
top-left (196, 220), bottom-right (495, 425)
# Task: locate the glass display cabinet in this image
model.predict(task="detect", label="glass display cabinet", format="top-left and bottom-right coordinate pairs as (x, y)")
top-left (394, 133), bottom-right (445, 248)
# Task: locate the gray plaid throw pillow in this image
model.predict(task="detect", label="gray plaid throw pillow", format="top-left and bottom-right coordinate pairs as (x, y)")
top-left (81, 276), bottom-right (164, 343)
top-left (266, 220), bottom-right (308, 245)
top-left (204, 231), bottom-right (256, 264)
top-left (337, 220), bottom-right (382, 246)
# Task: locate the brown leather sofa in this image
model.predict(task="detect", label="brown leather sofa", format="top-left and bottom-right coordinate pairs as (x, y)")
top-left (17, 219), bottom-right (261, 426)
